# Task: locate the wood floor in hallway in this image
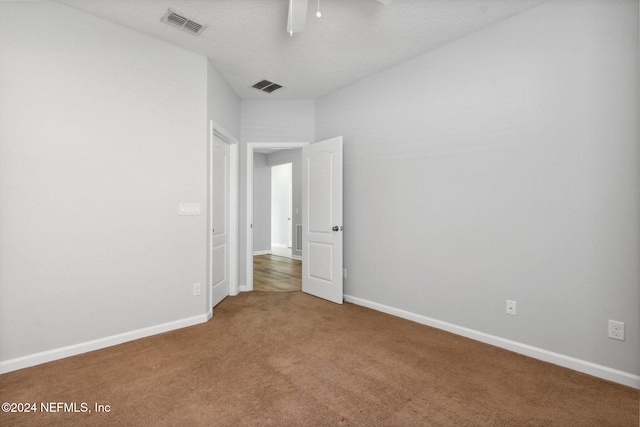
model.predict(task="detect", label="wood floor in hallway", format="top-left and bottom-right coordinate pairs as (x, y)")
top-left (253, 254), bottom-right (301, 292)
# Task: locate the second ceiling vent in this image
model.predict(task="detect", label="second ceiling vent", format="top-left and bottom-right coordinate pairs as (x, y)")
top-left (252, 80), bottom-right (283, 93)
top-left (162, 9), bottom-right (207, 35)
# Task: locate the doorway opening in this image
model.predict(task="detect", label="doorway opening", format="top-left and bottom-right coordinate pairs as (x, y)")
top-left (253, 161), bottom-right (299, 291)
top-left (246, 137), bottom-right (344, 303)
top-left (271, 163), bottom-right (292, 257)
top-left (245, 142), bottom-right (308, 292)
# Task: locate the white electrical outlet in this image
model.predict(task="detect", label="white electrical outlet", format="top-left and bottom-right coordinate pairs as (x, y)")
top-left (506, 300), bottom-right (517, 316)
top-left (193, 283), bottom-right (201, 296)
top-left (608, 320), bottom-right (625, 341)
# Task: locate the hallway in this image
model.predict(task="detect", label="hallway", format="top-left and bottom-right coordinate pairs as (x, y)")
top-left (253, 254), bottom-right (301, 292)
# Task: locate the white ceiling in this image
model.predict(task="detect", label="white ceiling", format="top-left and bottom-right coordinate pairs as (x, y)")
top-left (56, 0), bottom-right (546, 100)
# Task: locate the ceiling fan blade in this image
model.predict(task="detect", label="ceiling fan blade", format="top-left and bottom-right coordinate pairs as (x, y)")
top-left (287, 0), bottom-right (309, 35)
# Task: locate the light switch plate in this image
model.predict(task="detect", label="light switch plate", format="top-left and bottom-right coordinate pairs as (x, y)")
top-left (179, 203), bottom-right (201, 215)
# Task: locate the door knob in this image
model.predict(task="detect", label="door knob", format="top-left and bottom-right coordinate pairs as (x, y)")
top-left (332, 226), bottom-right (339, 231)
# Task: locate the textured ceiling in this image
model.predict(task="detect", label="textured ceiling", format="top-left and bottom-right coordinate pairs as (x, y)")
top-left (56, 0), bottom-right (546, 100)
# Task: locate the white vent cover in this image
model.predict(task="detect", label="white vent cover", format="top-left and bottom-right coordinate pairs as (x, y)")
top-left (162, 9), bottom-right (207, 35)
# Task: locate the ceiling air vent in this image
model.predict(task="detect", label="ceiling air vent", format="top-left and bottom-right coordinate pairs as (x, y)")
top-left (162, 9), bottom-right (207, 35)
top-left (252, 80), bottom-right (283, 94)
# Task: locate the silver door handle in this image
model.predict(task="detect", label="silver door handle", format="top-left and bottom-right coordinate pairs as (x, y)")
top-left (332, 226), bottom-right (339, 231)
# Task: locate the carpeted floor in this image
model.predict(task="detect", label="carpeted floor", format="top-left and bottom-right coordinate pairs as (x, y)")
top-left (1, 291), bottom-right (638, 426)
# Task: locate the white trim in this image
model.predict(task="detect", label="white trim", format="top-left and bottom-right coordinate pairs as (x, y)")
top-left (344, 294), bottom-right (640, 389)
top-left (229, 142), bottom-right (239, 296)
top-left (290, 254), bottom-right (302, 261)
top-left (0, 313), bottom-right (209, 375)
top-left (271, 243), bottom-right (288, 248)
top-left (253, 250), bottom-right (272, 256)
top-left (246, 142), bottom-right (308, 292)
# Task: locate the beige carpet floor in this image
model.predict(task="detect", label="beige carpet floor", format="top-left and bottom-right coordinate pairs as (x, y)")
top-left (1, 291), bottom-right (638, 426)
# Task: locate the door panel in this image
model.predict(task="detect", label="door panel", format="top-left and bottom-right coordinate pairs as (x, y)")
top-left (308, 150), bottom-right (333, 232)
top-left (308, 242), bottom-right (333, 282)
top-left (211, 244), bottom-right (226, 287)
top-left (302, 136), bottom-right (343, 304)
top-left (211, 133), bottom-right (229, 308)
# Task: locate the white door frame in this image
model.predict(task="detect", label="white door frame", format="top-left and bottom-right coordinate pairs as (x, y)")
top-left (208, 121), bottom-right (239, 316)
top-left (287, 180), bottom-right (293, 249)
top-left (244, 142), bottom-right (308, 291)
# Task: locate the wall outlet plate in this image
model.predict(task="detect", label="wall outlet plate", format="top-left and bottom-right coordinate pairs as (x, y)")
top-left (179, 203), bottom-right (201, 215)
top-left (193, 283), bottom-right (201, 296)
top-left (608, 320), bottom-right (625, 341)
top-left (506, 300), bottom-right (516, 316)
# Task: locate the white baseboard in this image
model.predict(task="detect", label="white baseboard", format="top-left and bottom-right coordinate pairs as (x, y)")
top-left (290, 254), bottom-right (302, 261)
top-left (343, 294), bottom-right (640, 389)
top-left (271, 243), bottom-right (288, 248)
top-left (253, 250), bottom-right (272, 256)
top-left (0, 313), bottom-right (210, 375)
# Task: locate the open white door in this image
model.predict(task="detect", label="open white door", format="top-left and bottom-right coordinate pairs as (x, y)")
top-left (302, 136), bottom-right (343, 304)
top-left (210, 132), bottom-right (230, 308)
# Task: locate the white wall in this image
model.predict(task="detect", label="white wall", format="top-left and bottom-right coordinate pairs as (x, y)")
top-left (208, 60), bottom-right (241, 142)
top-left (316, 0), bottom-right (639, 381)
top-left (0, 2), bottom-right (212, 367)
top-left (253, 153), bottom-right (272, 253)
top-left (241, 100), bottom-right (315, 144)
top-left (271, 163), bottom-right (292, 247)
